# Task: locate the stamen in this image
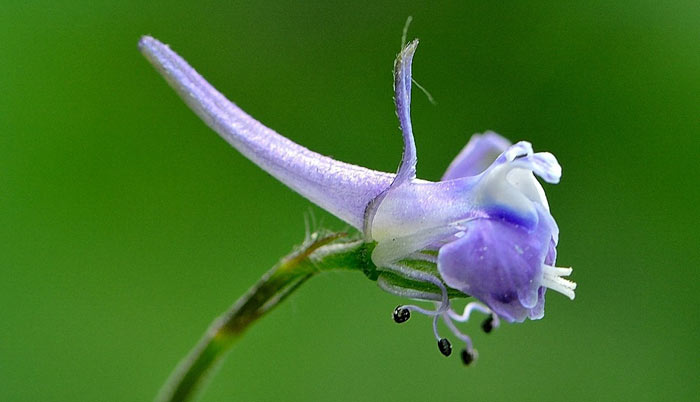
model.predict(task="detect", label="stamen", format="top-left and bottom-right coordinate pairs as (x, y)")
top-left (448, 301), bottom-right (493, 323)
top-left (437, 338), bottom-right (452, 357)
top-left (381, 262), bottom-right (459, 359)
top-left (542, 265), bottom-right (577, 300)
top-left (442, 310), bottom-right (479, 365)
top-left (402, 304), bottom-right (441, 316)
top-left (432, 315), bottom-right (441, 340)
top-left (548, 266), bottom-right (573, 276)
top-left (407, 251), bottom-right (438, 264)
top-left (377, 278), bottom-right (444, 302)
top-left (386, 262), bottom-right (451, 311)
top-left (481, 315), bottom-right (495, 333)
top-left (393, 306), bottom-right (411, 323)
top-left (493, 313), bottom-right (501, 328)
top-left (460, 348), bottom-right (477, 366)
top-left (442, 313), bottom-right (474, 348)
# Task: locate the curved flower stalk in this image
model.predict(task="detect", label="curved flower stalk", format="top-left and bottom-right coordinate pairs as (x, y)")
top-left (140, 36), bottom-right (575, 368)
top-left (153, 232), bottom-right (377, 402)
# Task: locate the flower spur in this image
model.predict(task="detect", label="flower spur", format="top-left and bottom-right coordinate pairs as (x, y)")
top-left (140, 36), bottom-right (576, 364)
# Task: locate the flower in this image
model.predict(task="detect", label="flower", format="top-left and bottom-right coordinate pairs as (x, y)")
top-left (140, 36), bottom-right (575, 363)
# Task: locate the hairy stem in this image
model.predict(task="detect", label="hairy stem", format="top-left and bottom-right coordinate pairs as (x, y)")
top-left (155, 232), bottom-right (376, 402)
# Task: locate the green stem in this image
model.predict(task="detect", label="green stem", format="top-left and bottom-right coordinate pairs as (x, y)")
top-left (155, 232), bottom-right (376, 402)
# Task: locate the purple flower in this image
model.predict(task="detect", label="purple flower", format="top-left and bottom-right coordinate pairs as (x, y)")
top-left (140, 36), bottom-right (575, 362)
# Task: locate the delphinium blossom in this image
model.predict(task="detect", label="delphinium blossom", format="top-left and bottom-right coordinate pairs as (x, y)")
top-left (140, 36), bottom-right (575, 366)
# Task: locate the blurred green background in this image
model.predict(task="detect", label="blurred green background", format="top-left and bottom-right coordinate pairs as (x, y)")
top-left (2, 1), bottom-right (698, 401)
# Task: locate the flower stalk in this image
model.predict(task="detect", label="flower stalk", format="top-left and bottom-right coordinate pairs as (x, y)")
top-left (155, 232), bottom-right (375, 402)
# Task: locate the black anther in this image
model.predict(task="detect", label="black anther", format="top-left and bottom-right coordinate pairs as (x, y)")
top-left (392, 306), bottom-right (410, 323)
top-left (481, 315), bottom-right (494, 333)
top-left (461, 348), bottom-right (475, 366)
top-left (437, 338), bottom-right (452, 357)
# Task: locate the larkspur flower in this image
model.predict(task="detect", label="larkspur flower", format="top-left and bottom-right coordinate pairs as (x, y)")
top-left (140, 36), bottom-right (575, 364)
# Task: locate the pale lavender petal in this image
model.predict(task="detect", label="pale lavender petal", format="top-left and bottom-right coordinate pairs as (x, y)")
top-left (370, 178), bottom-right (483, 265)
top-left (511, 152), bottom-right (561, 184)
top-left (442, 132), bottom-right (511, 180)
top-left (502, 141), bottom-right (534, 162)
top-left (139, 36), bottom-right (393, 229)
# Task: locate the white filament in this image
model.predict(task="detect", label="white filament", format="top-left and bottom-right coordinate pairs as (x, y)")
top-left (542, 264), bottom-right (577, 300)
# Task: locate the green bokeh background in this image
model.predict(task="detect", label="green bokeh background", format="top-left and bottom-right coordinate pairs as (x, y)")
top-left (2, 1), bottom-right (698, 401)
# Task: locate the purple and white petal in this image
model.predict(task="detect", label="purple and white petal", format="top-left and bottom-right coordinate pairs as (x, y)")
top-left (437, 206), bottom-right (556, 322)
